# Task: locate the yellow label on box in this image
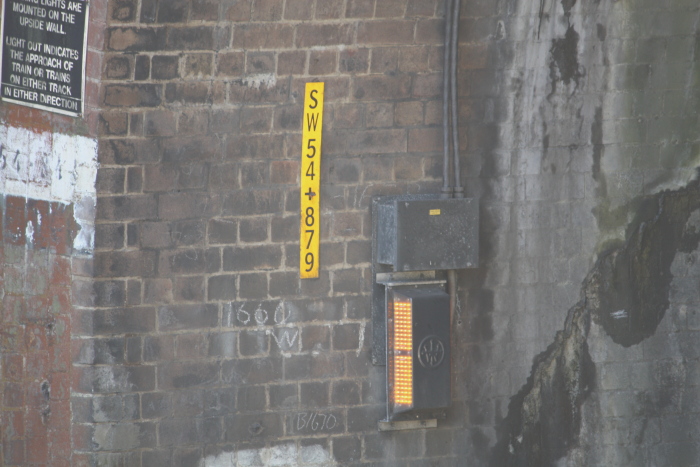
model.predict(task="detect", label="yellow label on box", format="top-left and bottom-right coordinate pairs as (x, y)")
top-left (300, 82), bottom-right (324, 279)
top-left (429, 209), bottom-right (441, 216)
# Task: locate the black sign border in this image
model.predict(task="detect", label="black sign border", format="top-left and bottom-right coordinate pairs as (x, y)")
top-left (0, 0), bottom-right (89, 117)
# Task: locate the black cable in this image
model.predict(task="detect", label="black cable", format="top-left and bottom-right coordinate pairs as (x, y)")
top-left (451, 0), bottom-right (463, 198)
top-left (442, 0), bottom-right (454, 198)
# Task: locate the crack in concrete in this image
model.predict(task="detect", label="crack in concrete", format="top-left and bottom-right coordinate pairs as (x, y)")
top-left (491, 176), bottom-right (700, 466)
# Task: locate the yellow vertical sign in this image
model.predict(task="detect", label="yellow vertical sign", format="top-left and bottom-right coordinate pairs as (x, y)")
top-left (300, 82), bottom-right (324, 279)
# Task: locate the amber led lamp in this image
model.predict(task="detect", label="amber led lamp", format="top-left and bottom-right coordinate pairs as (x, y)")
top-left (388, 297), bottom-right (413, 409)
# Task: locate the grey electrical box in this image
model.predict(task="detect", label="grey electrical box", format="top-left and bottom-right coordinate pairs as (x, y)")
top-left (376, 197), bottom-right (478, 272)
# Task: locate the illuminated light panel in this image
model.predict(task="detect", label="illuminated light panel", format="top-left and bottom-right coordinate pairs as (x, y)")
top-left (390, 297), bottom-right (413, 408)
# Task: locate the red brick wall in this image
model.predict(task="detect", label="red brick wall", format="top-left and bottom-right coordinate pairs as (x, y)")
top-left (0, 0), bottom-right (107, 464)
top-left (0, 197), bottom-right (81, 466)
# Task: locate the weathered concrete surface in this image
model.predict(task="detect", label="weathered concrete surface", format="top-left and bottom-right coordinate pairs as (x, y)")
top-left (457, 0), bottom-right (700, 465)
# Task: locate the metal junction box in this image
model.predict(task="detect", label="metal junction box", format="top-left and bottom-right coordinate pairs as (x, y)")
top-left (376, 197), bottom-right (478, 272)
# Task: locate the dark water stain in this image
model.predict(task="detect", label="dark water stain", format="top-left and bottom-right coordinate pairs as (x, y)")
top-left (590, 107), bottom-right (605, 187)
top-left (491, 301), bottom-right (595, 467)
top-left (585, 179), bottom-right (700, 346)
top-left (490, 176), bottom-right (700, 465)
top-left (561, 0), bottom-right (577, 16)
top-left (596, 23), bottom-right (607, 41)
top-left (549, 26), bottom-right (584, 97)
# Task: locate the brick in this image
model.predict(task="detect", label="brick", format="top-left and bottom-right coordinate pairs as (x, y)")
top-left (143, 335), bottom-right (175, 362)
top-left (167, 27), bottom-right (215, 50)
top-left (99, 139), bottom-right (160, 165)
top-left (300, 381), bottom-right (329, 408)
top-left (239, 330), bottom-right (270, 357)
top-left (346, 404), bottom-right (384, 433)
top-left (286, 410), bottom-right (345, 435)
top-left (353, 74), bottom-right (411, 101)
top-left (145, 110), bottom-right (178, 137)
top-left (143, 279), bottom-right (173, 304)
top-left (315, 0), bottom-right (343, 18)
top-left (135, 54), bottom-right (150, 79)
top-left (223, 190), bottom-right (284, 216)
top-left (330, 103), bottom-right (363, 129)
top-left (252, 0), bottom-right (284, 20)
top-left (208, 275), bottom-right (237, 301)
top-left (104, 55), bottom-right (131, 79)
top-left (183, 53), bottom-right (213, 78)
top-left (77, 366), bottom-right (155, 393)
top-left (107, 27), bottom-right (165, 51)
top-left (94, 250), bottom-right (156, 277)
top-left (346, 240), bottom-right (370, 264)
top-left (332, 323), bottom-right (361, 350)
top-left (99, 112), bottom-right (129, 136)
top-left (326, 129), bottom-right (406, 155)
top-left (238, 385), bottom-right (267, 412)
top-left (79, 307), bottom-right (156, 336)
top-left (95, 224), bottom-right (125, 250)
top-left (208, 332), bottom-right (237, 358)
top-left (246, 52), bottom-right (276, 74)
top-left (239, 161), bottom-right (269, 187)
top-left (284, 353), bottom-right (344, 381)
top-left (95, 168), bottom-right (125, 194)
top-left (232, 23), bottom-right (294, 49)
top-left (376, 0), bottom-right (405, 17)
top-left (222, 357), bottom-right (283, 385)
top-left (282, 0), bottom-right (313, 18)
top-left (339, 48), bottom-right (370, 74)
top-left (170, 220), bottom-right (206, 246)
top-left (211, 110), bottom-right (241, 134)
top-left (157, 304), bottom-right (217, 331)
top-left (278, 50), bottom-right (307, 75)
top-left (191, 0), bottom-right (219, 20)
top-left (358, 20), bottom-right (416, 44)
top-left (103, 84), bottom-right (162, 107)
top-left (309, 50), bottom-right (338, 75)
top-left (157, 0), bottom-right (188, 22)
top-left (240, 218), bottom-right (268, 242)
top-left (346, 0), bottom-right (374, 17)
top-left (229, 78), bottom-right (290, 104)
top-left (227, 134), bottom-right (285, 159)
top-left (240, 106), bottom-right (273, 133)
top-left (175, 333), bottom-right (210, 360)
top-left (158, 361), bottom-right (219, 390)
top-left (223, 245), bottom-right (282, 271)
top-left (295, 24), bottom-right (354, 48)
top-left (217, 52), bottom-right (245, 77)
top-left (269, 384), bottom-right (298, 409)
top-left (75, 338), bottom-right (125, 365)
top-left (408, 127), bottom-right (441, 152)
top-left (159, 193), bottom-right (220, 220)
top-left (333, 436), bottom-right (361, 463)
top-left (239, 273), bottom-right (268, 299)
top-left (332, 380), bottom-right (360, 405)
top-left (151, 55), bottom-right (179, 80)
top-left (412, 72), bottom-right (442, 98)
top-left (224, 412), bottom-right (283, 442)
top-left (364, 103), bottom-right (393, 128)
top-left (269, 272), bottom-right (299, 297)
top-left (164, 82), bottom-right (212, 104)
top-left (170, 276), bottom-right (203, 302)
top-left (109, 0), bottom-right (138, 22)
top-left (209, 219), bottom-right (238, 244)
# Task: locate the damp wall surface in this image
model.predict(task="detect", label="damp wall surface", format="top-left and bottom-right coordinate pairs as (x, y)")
top-left (1, 0), bottom-right (700, 465)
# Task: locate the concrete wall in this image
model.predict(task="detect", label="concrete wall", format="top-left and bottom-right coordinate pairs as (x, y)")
top-left (1, 0), bottom-right (699, 465)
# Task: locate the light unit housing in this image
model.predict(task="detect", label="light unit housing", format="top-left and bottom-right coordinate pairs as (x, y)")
top-left (386, 286), bottom-right (451, 421)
